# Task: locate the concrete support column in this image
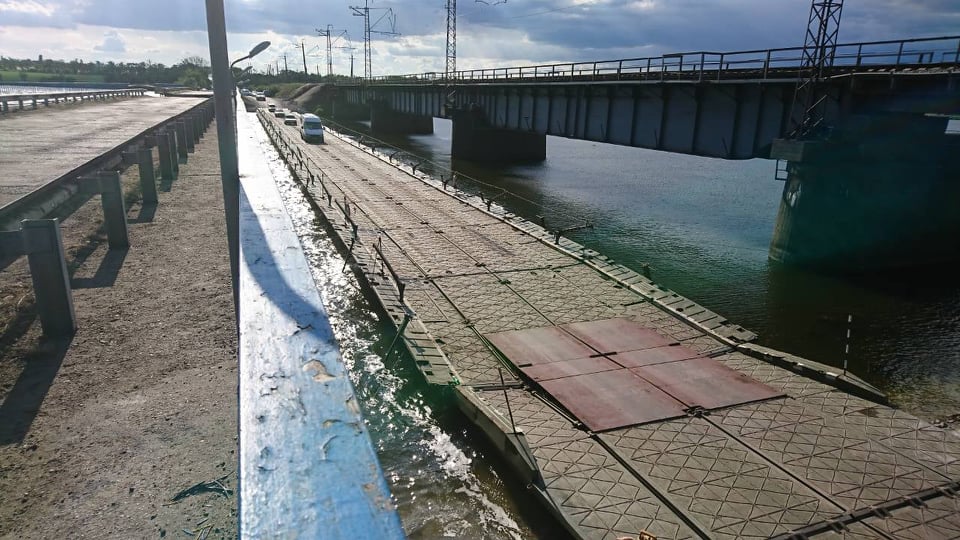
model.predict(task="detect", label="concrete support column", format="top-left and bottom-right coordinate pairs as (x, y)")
top-left (175, 121), bottom-right (190, 159)
top-left (137, 148), bottom-right (158, 204)
top-left (451, 108), bottom-right (546, 162)
top-left (370, 103), bottom-right (433, 135)
top-left (157, 129), bottom-right (176, 181)
top-left (21, 219), bottom-right (77, 337)
top-left (769, 114), bottom-right (960, 270)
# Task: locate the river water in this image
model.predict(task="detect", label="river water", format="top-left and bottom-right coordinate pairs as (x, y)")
top-left (271, 115), bottom-right (960, 538)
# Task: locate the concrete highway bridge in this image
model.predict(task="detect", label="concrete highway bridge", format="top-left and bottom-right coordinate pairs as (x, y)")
top-left (326, 35), bottom-right (960, 271)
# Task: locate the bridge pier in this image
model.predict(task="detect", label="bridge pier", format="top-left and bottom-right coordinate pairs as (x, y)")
top-left (769, 114), bottom-right (960, 270)
top-left (451, 107), bottom-right (546, 162)
top-left (331, 99), bottom-right (370, 122)
top-left (370, 103), bottom-right (433, 135)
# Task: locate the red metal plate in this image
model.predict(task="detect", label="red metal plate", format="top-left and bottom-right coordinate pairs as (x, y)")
top-left (560, 318), bottom-right (676, 354)
top-left (632, 357), bottom-right (783, 410)
top-left (611, 344), bottom-right (704, 368)
top-left (520, 356), bottom-right (621, 382)
top-left (540, 369), bottom-right (687, 432)
top-left (486, 326), bottom-right (595, 367)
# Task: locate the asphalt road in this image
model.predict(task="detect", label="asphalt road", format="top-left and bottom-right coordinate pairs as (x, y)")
top-left (0, 94), bottom-right (205, 208)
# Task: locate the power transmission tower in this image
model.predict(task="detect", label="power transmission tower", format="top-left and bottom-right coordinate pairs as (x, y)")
top-left (317, 26), bottom-right (351, 77)
top-left (317, 25), bottom-right (334, 77)
top-left (789, 0), bottom-right (843, 138)
top-left (349, 0), bottom-right (399, 79)
top-left (445, 0), bottom-right (456, 78)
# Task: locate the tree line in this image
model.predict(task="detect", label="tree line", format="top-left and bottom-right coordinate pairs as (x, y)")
top-left (0, 55), bottom-right (344, 87)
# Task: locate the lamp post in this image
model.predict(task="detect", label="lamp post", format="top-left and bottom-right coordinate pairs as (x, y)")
top-left (205, 0), bottom-right (269, 324)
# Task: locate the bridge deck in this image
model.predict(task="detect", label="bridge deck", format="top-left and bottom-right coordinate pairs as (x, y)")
top-left (260, 110), bottom-right (960, 540)
top-left (0, 95), bottom-right (204, 208)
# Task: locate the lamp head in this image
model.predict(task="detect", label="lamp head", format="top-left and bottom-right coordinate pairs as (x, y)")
top-left (249, 41), bottom-right (270, 59)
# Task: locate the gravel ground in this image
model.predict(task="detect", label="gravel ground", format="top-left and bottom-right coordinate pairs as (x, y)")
top-left (0, 122), bottom-right (238, 539)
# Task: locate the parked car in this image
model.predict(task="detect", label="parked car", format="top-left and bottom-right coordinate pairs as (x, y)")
top-left (300, 113), bottom-right (324, 143)
top-left (284, 112), bottom-right (299, 126)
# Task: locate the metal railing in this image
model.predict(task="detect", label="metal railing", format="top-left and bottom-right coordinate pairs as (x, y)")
top-left (360, 34), bottom-right (960, 85)
top-left (0, 89), bottom-right (145, 113)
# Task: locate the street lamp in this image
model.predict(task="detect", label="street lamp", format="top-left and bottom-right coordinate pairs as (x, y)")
top-left (205, 1), bottom-right (270, 325)
top-left (231, 41), bottom-right (271, 70)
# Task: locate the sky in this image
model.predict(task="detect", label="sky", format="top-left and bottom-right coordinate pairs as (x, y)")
top-left (1, 0), bottom-right (958, 76)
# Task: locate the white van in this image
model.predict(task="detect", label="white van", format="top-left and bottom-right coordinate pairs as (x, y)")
top-left (300, 113), bottom-right (324, 143)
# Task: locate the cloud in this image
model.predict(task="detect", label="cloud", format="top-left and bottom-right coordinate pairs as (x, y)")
top-left (0, 0), bottom-right (958, 74)
top-left (0, 0), bottom-right (55, 16)
top-left (93, 29), bottom-right (125, 52)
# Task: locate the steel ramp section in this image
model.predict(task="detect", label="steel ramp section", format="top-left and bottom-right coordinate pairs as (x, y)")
top-left (612, 345), bottom-right (705, 368)
top-left (561, 317), bottom-right (679, 354)
top-left (540, 370), bottom-right (688, 432)
top-left (485, 325), bottom-right (596, 367)
top-left (631, 356), bottom-right (785, 410)
top-left (522, 356), bottom-right (622, 382)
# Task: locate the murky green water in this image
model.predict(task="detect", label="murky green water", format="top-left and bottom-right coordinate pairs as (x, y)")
top-left (266, 115), bottom-right (960, 538)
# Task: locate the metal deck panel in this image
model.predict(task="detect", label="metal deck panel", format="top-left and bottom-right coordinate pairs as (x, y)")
top-left (497, 269), bottom-right (625, 325)
top-left (540, 369), bottom-right (688, 432)
top-left (476, 389), bottom-right (700, 540)
top-left (427, 320), bottom-right (520, 385)
top-left (434, 273), bottom-right (552, 333)
top-left (631, 356), bottom-right (784, 410)
top-left (600, 418), bottom-right (841, 539)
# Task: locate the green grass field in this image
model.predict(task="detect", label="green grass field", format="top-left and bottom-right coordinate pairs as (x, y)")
top-left (0, 70), bottom-right (106, 83)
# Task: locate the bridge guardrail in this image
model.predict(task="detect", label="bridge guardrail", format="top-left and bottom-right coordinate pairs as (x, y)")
top-left (362, 34), bottom-right (960, 84)
top-left (0, 97), bottom-right (214, 335)
top-left (0, 89), bottom-right (145, 113)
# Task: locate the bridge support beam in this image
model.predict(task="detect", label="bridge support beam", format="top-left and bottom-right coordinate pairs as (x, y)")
top-left (769, 114), bottom-right (960, 270)
top-left (370, 103), bottom-right (433, 135)
top-left (451, 108), bottom-right (546, 162)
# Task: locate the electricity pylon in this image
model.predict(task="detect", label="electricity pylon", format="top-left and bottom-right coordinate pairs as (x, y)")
top-left (349, 0), bottom-right (399, 79)
top-left (790, 0), bottom-right (844, 138)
